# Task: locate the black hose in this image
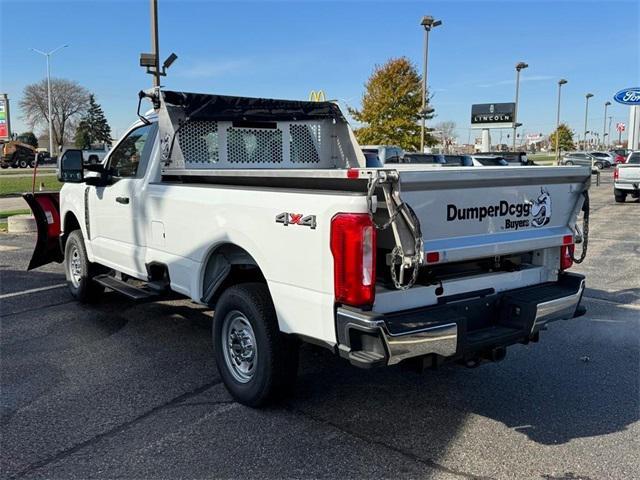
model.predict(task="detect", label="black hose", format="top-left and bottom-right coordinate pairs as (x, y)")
top-left (571, 190), bottom-right (589, 264)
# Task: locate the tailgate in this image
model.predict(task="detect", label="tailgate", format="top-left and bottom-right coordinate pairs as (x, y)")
top-left (390, 166), bottom-right (590, 263)
top-left (618, 165), bottom-right (640, 182)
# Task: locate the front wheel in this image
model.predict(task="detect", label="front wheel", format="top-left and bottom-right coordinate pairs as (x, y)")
top-left (64, 230), bottom-right (105, 302)
top-left (564, 160), bottom-right (574, 165)
top-left (212, 283), bottom-right (299, 407)
top-left (18, 158), bottom-right (29, 168)
top-left (594, 162), bottom-right (604, 170)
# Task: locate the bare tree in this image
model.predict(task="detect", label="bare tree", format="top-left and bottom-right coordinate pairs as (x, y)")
top-left (20, 78), bottom-right (90, 152)
top-left (434, 121), bottom-right (457, 153)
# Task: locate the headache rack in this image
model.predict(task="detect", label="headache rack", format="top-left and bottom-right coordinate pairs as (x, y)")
top-left (149, 89), bottom-right (365, 172)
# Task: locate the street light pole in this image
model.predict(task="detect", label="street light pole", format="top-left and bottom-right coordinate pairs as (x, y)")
top-left (602, 101), bottom-right (611, 150)
top-left (150, 0), bottom-right (161, 88)
top-left (608, 115), bottom-right (612, 149)
top-left (555, 79), bottom-right (567, 164)
top-left (583, 93), bottom-right (593, 151)
top-left (420, 15), bottom-right (441, 153)
top-left (31, 45), bottom-right (68, 155)
top-left (513, 61), bottom-right (528, 152)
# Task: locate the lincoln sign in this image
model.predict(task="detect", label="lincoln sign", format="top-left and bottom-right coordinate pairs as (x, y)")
top-left (471, 103), bottom-right (516, 129)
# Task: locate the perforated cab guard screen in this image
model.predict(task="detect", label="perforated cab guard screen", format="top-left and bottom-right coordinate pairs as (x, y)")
top-left (157, 90), bottom-right (363, 170)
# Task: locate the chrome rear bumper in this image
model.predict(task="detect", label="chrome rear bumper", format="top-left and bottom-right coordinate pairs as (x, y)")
top-left (336, 273), bottom-right (585, 368)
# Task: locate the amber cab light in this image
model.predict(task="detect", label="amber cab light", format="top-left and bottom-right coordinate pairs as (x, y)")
top-left (330, 213), bottom-right (376, 306)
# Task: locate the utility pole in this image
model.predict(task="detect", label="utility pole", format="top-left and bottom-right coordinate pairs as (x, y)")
top-left (583, 93), bottom-right (593, 151)
top-left (513, 62), bottom-right (528, 152)
top-left (31, 45), bottom-right (68, 155)
top-left (607, 116), bottom-right (612, 149)
top-left (420, 15), bottom-right (441, 153)
top-left (150, 0), bottom-right (160, 88)
top-left (555, 79), bottom-right (567, 164)
top-left (602, 101), bottom-right (611, 150)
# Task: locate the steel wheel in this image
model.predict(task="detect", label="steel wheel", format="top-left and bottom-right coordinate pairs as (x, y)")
top-left (68, 244), bottom-right (83, 288)
top-left (221, 310), bottom-right (258, 383)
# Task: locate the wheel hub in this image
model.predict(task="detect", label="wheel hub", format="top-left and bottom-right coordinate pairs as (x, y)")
top-left (222, 311), bottom-right (257, 383)
top-left (68, 246), bottom-right (83, 288)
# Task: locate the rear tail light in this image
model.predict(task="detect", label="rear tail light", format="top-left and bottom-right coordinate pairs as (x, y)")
top-left (613, 167), bottom-right (619, 181)
top-left (330, 213), bottom-right (376, 306)
top-left (560, 244), bottom-right (574, 271)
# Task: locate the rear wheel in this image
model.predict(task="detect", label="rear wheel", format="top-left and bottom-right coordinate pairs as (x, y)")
top-left (564, 160), bottom-right (574, 165)
top-left (594, 162), bottom-right (604, 170)
top-left (212, 283), bottom-right (299, 407)
top-left (614, 189), bottom-right (626, 203)
top-left (64, 230), bottom-right (105, 302)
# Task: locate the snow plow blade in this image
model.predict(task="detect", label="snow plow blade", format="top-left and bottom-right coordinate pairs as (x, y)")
top-left (22, 192), bottom-right (63, 270)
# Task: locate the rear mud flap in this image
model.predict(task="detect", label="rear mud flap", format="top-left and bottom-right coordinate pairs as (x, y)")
top-left (22, 192), bottom-right (63, 270)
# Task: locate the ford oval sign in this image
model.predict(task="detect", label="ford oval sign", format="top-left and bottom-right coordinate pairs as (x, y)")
top-left (613, 88), bottom-right (640, 105)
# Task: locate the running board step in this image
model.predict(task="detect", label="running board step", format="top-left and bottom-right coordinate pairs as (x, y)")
top-left (348, 350), bottom-right (386, 368)
top-left (93, 275), bottom-right (158, 300)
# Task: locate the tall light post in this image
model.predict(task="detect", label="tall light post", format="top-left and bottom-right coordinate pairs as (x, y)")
top-left (555, 78), bottom-right (567, 164)
top-left (583, 93), bottom-right (593, 151)
top-left (602, 101), bottom-right (611, 150)
top-left (31, 44), bottom-right (68, 155)
top-left (420, 15), bottom-right (441, 152)
top-left (513, 61), bottom-right (528, 151)
top-left (607, 115), bottom-right (612, 149)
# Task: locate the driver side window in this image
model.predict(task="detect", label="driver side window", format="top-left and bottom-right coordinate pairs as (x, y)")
top-left (109, 124), bottom-right (154, 178)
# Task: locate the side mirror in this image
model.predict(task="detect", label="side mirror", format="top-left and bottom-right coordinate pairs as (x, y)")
top-left (58, 150), bottom-right (85, 183)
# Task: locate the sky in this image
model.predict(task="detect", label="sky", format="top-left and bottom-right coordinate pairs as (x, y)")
top-left (1, 0), bottom-right (638, 145)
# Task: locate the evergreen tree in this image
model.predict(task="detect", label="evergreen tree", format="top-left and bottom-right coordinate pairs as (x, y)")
top-left (348, 57), bottom-right (435, 150)
top-left (16, 131), bottom-right (38, 147)
top-left (75, 95), bottom-right (112, 148)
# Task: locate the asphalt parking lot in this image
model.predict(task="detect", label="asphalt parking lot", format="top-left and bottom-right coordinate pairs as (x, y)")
top-left (1, 169), bottom-right (638, 480)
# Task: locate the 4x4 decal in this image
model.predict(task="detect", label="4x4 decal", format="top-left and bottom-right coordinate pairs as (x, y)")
top-left (275, 212), bottom-right (317, 229)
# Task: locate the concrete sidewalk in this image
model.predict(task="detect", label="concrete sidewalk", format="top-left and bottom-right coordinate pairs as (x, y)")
top-left (0, 196), bottom-right (28, 212)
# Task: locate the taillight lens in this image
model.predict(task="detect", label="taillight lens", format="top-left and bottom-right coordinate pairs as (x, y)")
top-left (330, 213), bottom-right (376, 306)
top-left (560, 244), bottom-right (574, 271)
top-left (613, 167), bottom-right (619, 180)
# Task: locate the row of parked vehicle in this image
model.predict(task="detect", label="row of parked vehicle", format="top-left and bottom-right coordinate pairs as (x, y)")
top-left (361, 145), bottom-right (532, 168)
top-left (559, 150), bottom-right (629, 169)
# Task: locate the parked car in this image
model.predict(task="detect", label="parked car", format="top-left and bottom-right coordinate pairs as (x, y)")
top-left (560, 152), bottom-right (606, 169)
top-left (361, 145), bottom-right (403, 166)
top-left (608, 151), bottom-right (627, 164)
top-left (474, 151), bottom-right (531, 166)
top-left (613, 152), bottom-right (640, 202)
top-left (443, 154), bottom-right (474, 167)
top-left (471, 155), bottom-right (510, 166)
top-left (610, 148), bottom-right (629, 159)
top-left (402, 153), bottom-right (446, 165)
top-left (588, 152), bottom-right (613, 168)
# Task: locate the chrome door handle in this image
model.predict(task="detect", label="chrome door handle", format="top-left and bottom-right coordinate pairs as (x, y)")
top-left (115, 197), bottom-right (130, 204)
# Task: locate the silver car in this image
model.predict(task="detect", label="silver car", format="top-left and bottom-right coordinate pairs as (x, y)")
top-left (561, 152), bottom-right (606, 169)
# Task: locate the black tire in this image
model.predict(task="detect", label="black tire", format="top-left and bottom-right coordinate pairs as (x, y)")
top-left (594, 162), bottom-right (603, 170)
top-left (63, 230), bottom-right (105, 302)
top-left (212, 283), bottom-right (299, 407)
top-left (614, 190), bottom-right (626, 203)
top-left (18, 158), bottom-right (28, 168)
top-left (564, 160), bottom-right (574, 165)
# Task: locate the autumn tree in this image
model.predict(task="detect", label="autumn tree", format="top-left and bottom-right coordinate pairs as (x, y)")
top-left (349, 57), bottom-right (435, 150)
top-left (549, 123), bottom-right (575, 152)
top-left (20, 78), bottom-right (90, 153)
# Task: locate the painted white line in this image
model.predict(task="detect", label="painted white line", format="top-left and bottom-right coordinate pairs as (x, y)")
top-left (0, 283), bottom-right (67, 300)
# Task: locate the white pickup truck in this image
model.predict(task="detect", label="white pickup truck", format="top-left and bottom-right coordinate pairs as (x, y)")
top-left (24, 89), bottom-right (591, 406)
top-left (613, 152), bottom-right (640, 202)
